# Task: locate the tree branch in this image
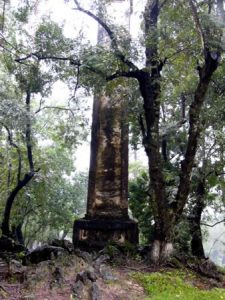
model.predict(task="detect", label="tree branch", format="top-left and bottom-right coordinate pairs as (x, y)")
top-left (1, 170), bottom-right (38, 236)
top-left (73, 0), bottom-right (138, 71)
top-left (15, 52), bottom-right (81, 65)
top-left (73, 63), bottom-right (80, 98)
top-left (106, 70), bottom-right (139, 81)
top-left (74, 0), bottom-right (116, 46)
top-left (175, 53), bottom-right (219, 216)
top-left (25, 90), bottom-right (34, 172)
top-left (139, 114), bottom-right (147, 139)
top-left (1, 122), bottom-right (22, 183)
top-left (205, 170), bottom-right (225, 179)
top-left (1, 0), bottom-right (6, 32)
top-left (35, 105), bottom-right (76, 116)
top-left (201, 219), bottom-right (225, 227)
top-left (189, 0), bottom-right (206, 51)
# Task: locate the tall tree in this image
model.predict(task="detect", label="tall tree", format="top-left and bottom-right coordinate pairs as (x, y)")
top-left (72, 0), bottom-right (224, 262)
top-left (0, 6), bottom-right (87, 241)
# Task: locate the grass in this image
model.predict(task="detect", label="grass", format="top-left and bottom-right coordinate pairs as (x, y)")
top-left (133, 270), bottom-right (225, 300)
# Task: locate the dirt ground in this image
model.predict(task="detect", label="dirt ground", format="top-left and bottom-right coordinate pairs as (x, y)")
top-left (0, 254), bottom-right (224, 300)
top-left (0, 255), bottom-right (146, 300)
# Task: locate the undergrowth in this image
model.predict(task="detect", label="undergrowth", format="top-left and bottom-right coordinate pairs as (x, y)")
top-left (133, 270), bottom-right (225, 300)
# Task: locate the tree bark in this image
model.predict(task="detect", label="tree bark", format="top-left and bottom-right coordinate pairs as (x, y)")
top-left (1, 90), bottom-right (37, 238)
top-left (1, 172), bottom-right (35, 237)
top-left (25, 90), bottom-right (34, 172)
top-left (189, 180), bottom-right (205, 258)
top-left (139, 0), bottom-right (175, 263)
top-left (72, 0), bottom-right (222, 263)
top-left (175, 51), bottom-right (219, 218)
top-left (12, 223), bottom-right (25, 245)
top-left (141, 0), bottom-right (220, 263)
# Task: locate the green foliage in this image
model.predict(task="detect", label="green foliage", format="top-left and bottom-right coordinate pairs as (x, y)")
top-left (104, 243), bottom-right (120, 258)
top-left (0, 11), bottom-right (88, 243)
top-left (133, 270), bottom-right (225, 300)
top-left (35, 20), bottom-right (73, 57)
top-left (129, 170), bottom-right (154, 244)
top-left (15, 63), bottom-right (53, 95)
top-left (14, 6), bottom-right (30, 23)
top-left (173, 219), bottom-right (191, 255)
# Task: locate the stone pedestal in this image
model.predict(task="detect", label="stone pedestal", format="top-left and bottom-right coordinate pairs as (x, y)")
top-left (73, 218), bottom-right (138, 249)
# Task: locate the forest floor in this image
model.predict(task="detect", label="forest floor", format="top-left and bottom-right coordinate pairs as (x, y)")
top-left (0, 249), bottom-right (225, 300)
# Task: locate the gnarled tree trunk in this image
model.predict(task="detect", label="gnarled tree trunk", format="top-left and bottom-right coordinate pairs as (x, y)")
top-left (1, 172), bottom-right (34, 237)
top-left (1, 90), bottom-right (37, 239)
top-left (139, 0), bottom-right (220, 263)
top-left (74, 0), bottom-right (223, 263)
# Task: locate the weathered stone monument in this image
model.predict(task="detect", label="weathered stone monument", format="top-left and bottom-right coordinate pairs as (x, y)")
top-left (73, 0), bottom-right (138, 248)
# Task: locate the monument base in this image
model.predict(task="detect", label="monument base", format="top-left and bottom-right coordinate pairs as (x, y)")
top-left (73, 217), bottom-right (138, 249)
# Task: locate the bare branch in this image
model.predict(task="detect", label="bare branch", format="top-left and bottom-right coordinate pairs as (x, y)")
top-left (15, 53), bottom-right (33, 63)
top-left (201, 219), bottom-right (225, 227)
top-left (106, 70), bottom-right (139, 81)
top-left (15, 52), bottom-right (81, 65)
top-left (74, 0), bottom-right (116, 46)
top-left (25, 90), bottom-right (34, 172)
top-left (73, 0), bottom-right (138, 71)
top-left (35, 105), bottom-right (76, 116)
top-left (205, 170), bottom-right (225, 179)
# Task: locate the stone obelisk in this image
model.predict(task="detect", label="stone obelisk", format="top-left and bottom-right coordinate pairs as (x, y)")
top-left (73, 0), bottom-right (138, 248)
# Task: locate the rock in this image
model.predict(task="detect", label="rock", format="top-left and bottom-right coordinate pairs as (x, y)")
top-left (74, 249), bottom-right (93, 264)
top-left (76, 271), bottom-right (89, 284)
top-left (198, 259), bottom-right (224, 282)
top-left (0, 258), bottom-right (9, 279)
top-left (72, 280), bottom-right (84, 299)
top-left (10, 259), bottom-right (22, 268)
top-left (24, 246), bottom-right (65, 264)
top-left (90, 282), bottom-right (102, 300)
top-left (99, 264), bottom-right (117, 281)
top-left (76, 269), bottom-right (97, 285)
top-left (0, 237), bottom-right (26, 253)
top-left (53, 266), bottom-right (64, 282)
top-left (51, 239), bottom-right (74, 254)
top-left (137, 245), bottom-right (151, 258)
top-left (87, 268), bottom-right (98, 282)
top-left (50, 266), bottom-right (64, 288)
top-left (0, 284), bottom-right (8, 299)
top-left (21, 294), bottom-right (36, 300)
top-left (9, 259), bottom-right (27, 283)
top-left (93, 254), bottom-right (110, 271)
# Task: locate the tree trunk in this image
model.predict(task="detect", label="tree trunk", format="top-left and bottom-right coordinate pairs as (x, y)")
top-left (12, 223), bottom-right (25, 246)
top-left (1, 172), bottom-right (34, 237)
top-left (74, 0), bottom-right (222, 263)
top-left (189, 180), bottom-right (205, 258)
top-left (141, 1), bottom-right (220, 262)
top-left (149, 234), bottom-right (174, 264)
top-left (1, 90), bottom-right (37, 238)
